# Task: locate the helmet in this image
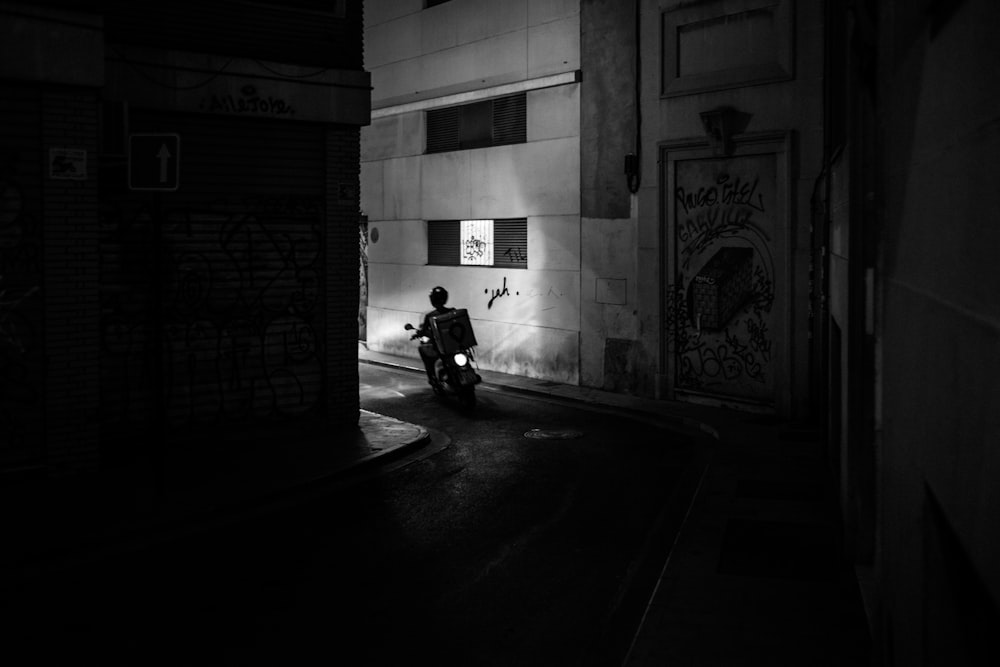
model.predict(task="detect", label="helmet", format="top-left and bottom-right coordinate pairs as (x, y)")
top-left (429, 286), bottom-right (449, 308)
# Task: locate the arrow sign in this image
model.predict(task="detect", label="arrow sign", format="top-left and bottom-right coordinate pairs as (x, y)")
top-left (157, 143), bottom-right (172, 183)
top-left (129, 133), bottom-right (180, 191)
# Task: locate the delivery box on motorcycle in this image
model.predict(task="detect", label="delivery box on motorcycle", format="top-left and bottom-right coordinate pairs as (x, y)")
top-left (429, 308), bottom-right (477, 354)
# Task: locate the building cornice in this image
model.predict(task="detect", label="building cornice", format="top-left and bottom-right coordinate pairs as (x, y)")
top-left (371, 70), bottom-right (581, 119)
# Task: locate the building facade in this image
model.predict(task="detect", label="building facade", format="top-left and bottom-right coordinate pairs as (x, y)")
top-left (0, 1), bottom-right (369, 477)
top-left (362, 0), bottom-right (821, 418)
top-left (362, 0), bottom-right (585, 384)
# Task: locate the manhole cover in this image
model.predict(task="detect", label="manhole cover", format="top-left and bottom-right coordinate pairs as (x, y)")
top-left (524, 428), bottom-right (584, 440)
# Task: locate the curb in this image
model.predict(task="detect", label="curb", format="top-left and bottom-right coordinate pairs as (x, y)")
top-left (4, 411), bottom-right (433, 580)
top-left (360, 355), bottom-right (722, 441)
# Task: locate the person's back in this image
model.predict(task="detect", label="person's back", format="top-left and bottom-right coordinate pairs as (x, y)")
top-left (420, 305), bottom-right (454, 339)
top-left (418, 286), bottom-right (453, 382)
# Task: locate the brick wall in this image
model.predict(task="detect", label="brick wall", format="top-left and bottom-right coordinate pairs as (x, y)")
top-left (325, 125), bottom-right (361, 427)
top-left (42, 89), bottom-right (101, 475)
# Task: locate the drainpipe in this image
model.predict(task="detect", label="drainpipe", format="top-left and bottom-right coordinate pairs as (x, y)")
top-left (625, 0), bottom-right (642, 194)
top-left (811, 0), bottom-right (835, 430)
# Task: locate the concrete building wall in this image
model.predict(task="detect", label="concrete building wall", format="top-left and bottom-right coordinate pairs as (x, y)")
top-left (325, 126), bottom-right (364, 425)
top-left (364, 0), bottom-right (825, 404)
top-left (367, 0), bottom-right (580, 107)
top-left (578, 0), bottom-right (642, 394)
top-left (636, 0), bottom-right (824, 416)
top-left (363, 0), bottom-right (583, 384)
top-left (874, 1), bottom-right (1000, 662)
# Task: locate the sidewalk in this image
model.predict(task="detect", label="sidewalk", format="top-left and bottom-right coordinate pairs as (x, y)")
top-left (360, 343), bottom-right (873, 666)
top-left (2, 409), bottom-right (430, 577)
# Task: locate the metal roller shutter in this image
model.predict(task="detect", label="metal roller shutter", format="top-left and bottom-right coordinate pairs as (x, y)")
top-left (426, 108), bottom-right (460, 154)
top-left (128, 112), bottom-right (325, 198)
top-left (100, 112), bottom-right (327, 439)
top-left (427, 220), bottom-right (460, 266)
top-left (493, 218), bottom-right (528, 269)
top-left (0, 85), bottom-right (45, 469)
top-left (425, 93), bottom-right (526, 154)
top-left (491, 94), bottom-right (526, 146)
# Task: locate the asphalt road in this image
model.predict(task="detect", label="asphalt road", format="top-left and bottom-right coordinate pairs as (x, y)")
top-left (2, 364), bottom-right (705, 666)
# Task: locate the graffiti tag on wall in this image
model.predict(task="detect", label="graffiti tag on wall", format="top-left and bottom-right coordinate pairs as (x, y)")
top-left (460, 219), bottom-right (493, 266)
top-left (668, 156), bottom-right (778, 402)
top-left (481, 275), bottom-right (566, 313)
top-left (199, 85), bottom-right (296, 117)
top-left (485, 276), bottom-right (511, 309)
top-left (503, 247), bottom-right (526, 264)
top-left (99, 196), bottom-right (324, 431)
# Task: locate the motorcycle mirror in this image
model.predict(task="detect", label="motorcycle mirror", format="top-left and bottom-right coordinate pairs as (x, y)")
top-left (404, 323), bottom-right (414, 330)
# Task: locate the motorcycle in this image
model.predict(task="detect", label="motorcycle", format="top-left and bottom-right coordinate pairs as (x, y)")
top-left (404, 308), bottom-right (481, 409)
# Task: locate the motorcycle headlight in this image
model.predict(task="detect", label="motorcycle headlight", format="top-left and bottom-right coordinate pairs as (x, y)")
top-left (453, 352), bottom-right (468, 367)
top-left (420, 336), bottom-right (431, 343)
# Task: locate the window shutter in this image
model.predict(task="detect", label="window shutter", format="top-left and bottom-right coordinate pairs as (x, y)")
top-left (492, 93), bottom-right (526, 146)
top-left (428, 219), bottom-right (527, 268)
top-left (458, 100), bottom-right (493, 150)
top-left (493, 218), bottom-right (528, 268)
top-left (427, 220), bottom-right (460, 265)
top-left (426, 107), bottom-right (460, 154)
top-left (426, 93), bottom-right (526, 154)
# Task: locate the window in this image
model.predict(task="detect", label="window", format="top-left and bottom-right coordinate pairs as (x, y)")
top-left (428, 219), bottom-right (528, 268)
top-left (426, 93), bottom-right (526, 154)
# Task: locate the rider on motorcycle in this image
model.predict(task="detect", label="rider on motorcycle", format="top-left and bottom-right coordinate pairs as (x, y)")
top-left (417, 286), bottom-right (454, 383)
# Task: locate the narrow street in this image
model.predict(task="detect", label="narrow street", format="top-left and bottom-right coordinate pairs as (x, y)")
top-left (1, 363), bottom-right (705, 666)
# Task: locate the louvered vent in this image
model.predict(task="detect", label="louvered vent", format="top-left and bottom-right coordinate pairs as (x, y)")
top-left (492, 94), bottom-right (526, 146)
top-left (425, 93), bottom-right (526, 154)
top-left (426, 107), bottom-right (460, 154)
top-left (427, 220), bottom-right (460, 265)
top-left (493, 218), bottom-right (528, 268)
top-left (427, 218), bottom-right (527, 268)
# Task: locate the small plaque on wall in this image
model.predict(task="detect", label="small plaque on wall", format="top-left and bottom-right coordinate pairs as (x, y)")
top-left (48, 148), bottom-right (87, 180)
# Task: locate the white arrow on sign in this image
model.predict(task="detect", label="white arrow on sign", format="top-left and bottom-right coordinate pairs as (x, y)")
top-left (157, 143), bottom-right (172, 183)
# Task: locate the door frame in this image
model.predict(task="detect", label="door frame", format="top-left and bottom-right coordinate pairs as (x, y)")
top-left (658, 131), bottom-right (794, 415)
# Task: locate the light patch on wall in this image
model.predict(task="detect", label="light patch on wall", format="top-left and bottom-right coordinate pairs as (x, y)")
top-left (461, 219), bottom-right (493, 265)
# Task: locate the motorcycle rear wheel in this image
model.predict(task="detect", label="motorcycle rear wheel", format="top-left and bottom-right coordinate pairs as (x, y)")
top-left (458, 387), bottom-right (477, 410)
